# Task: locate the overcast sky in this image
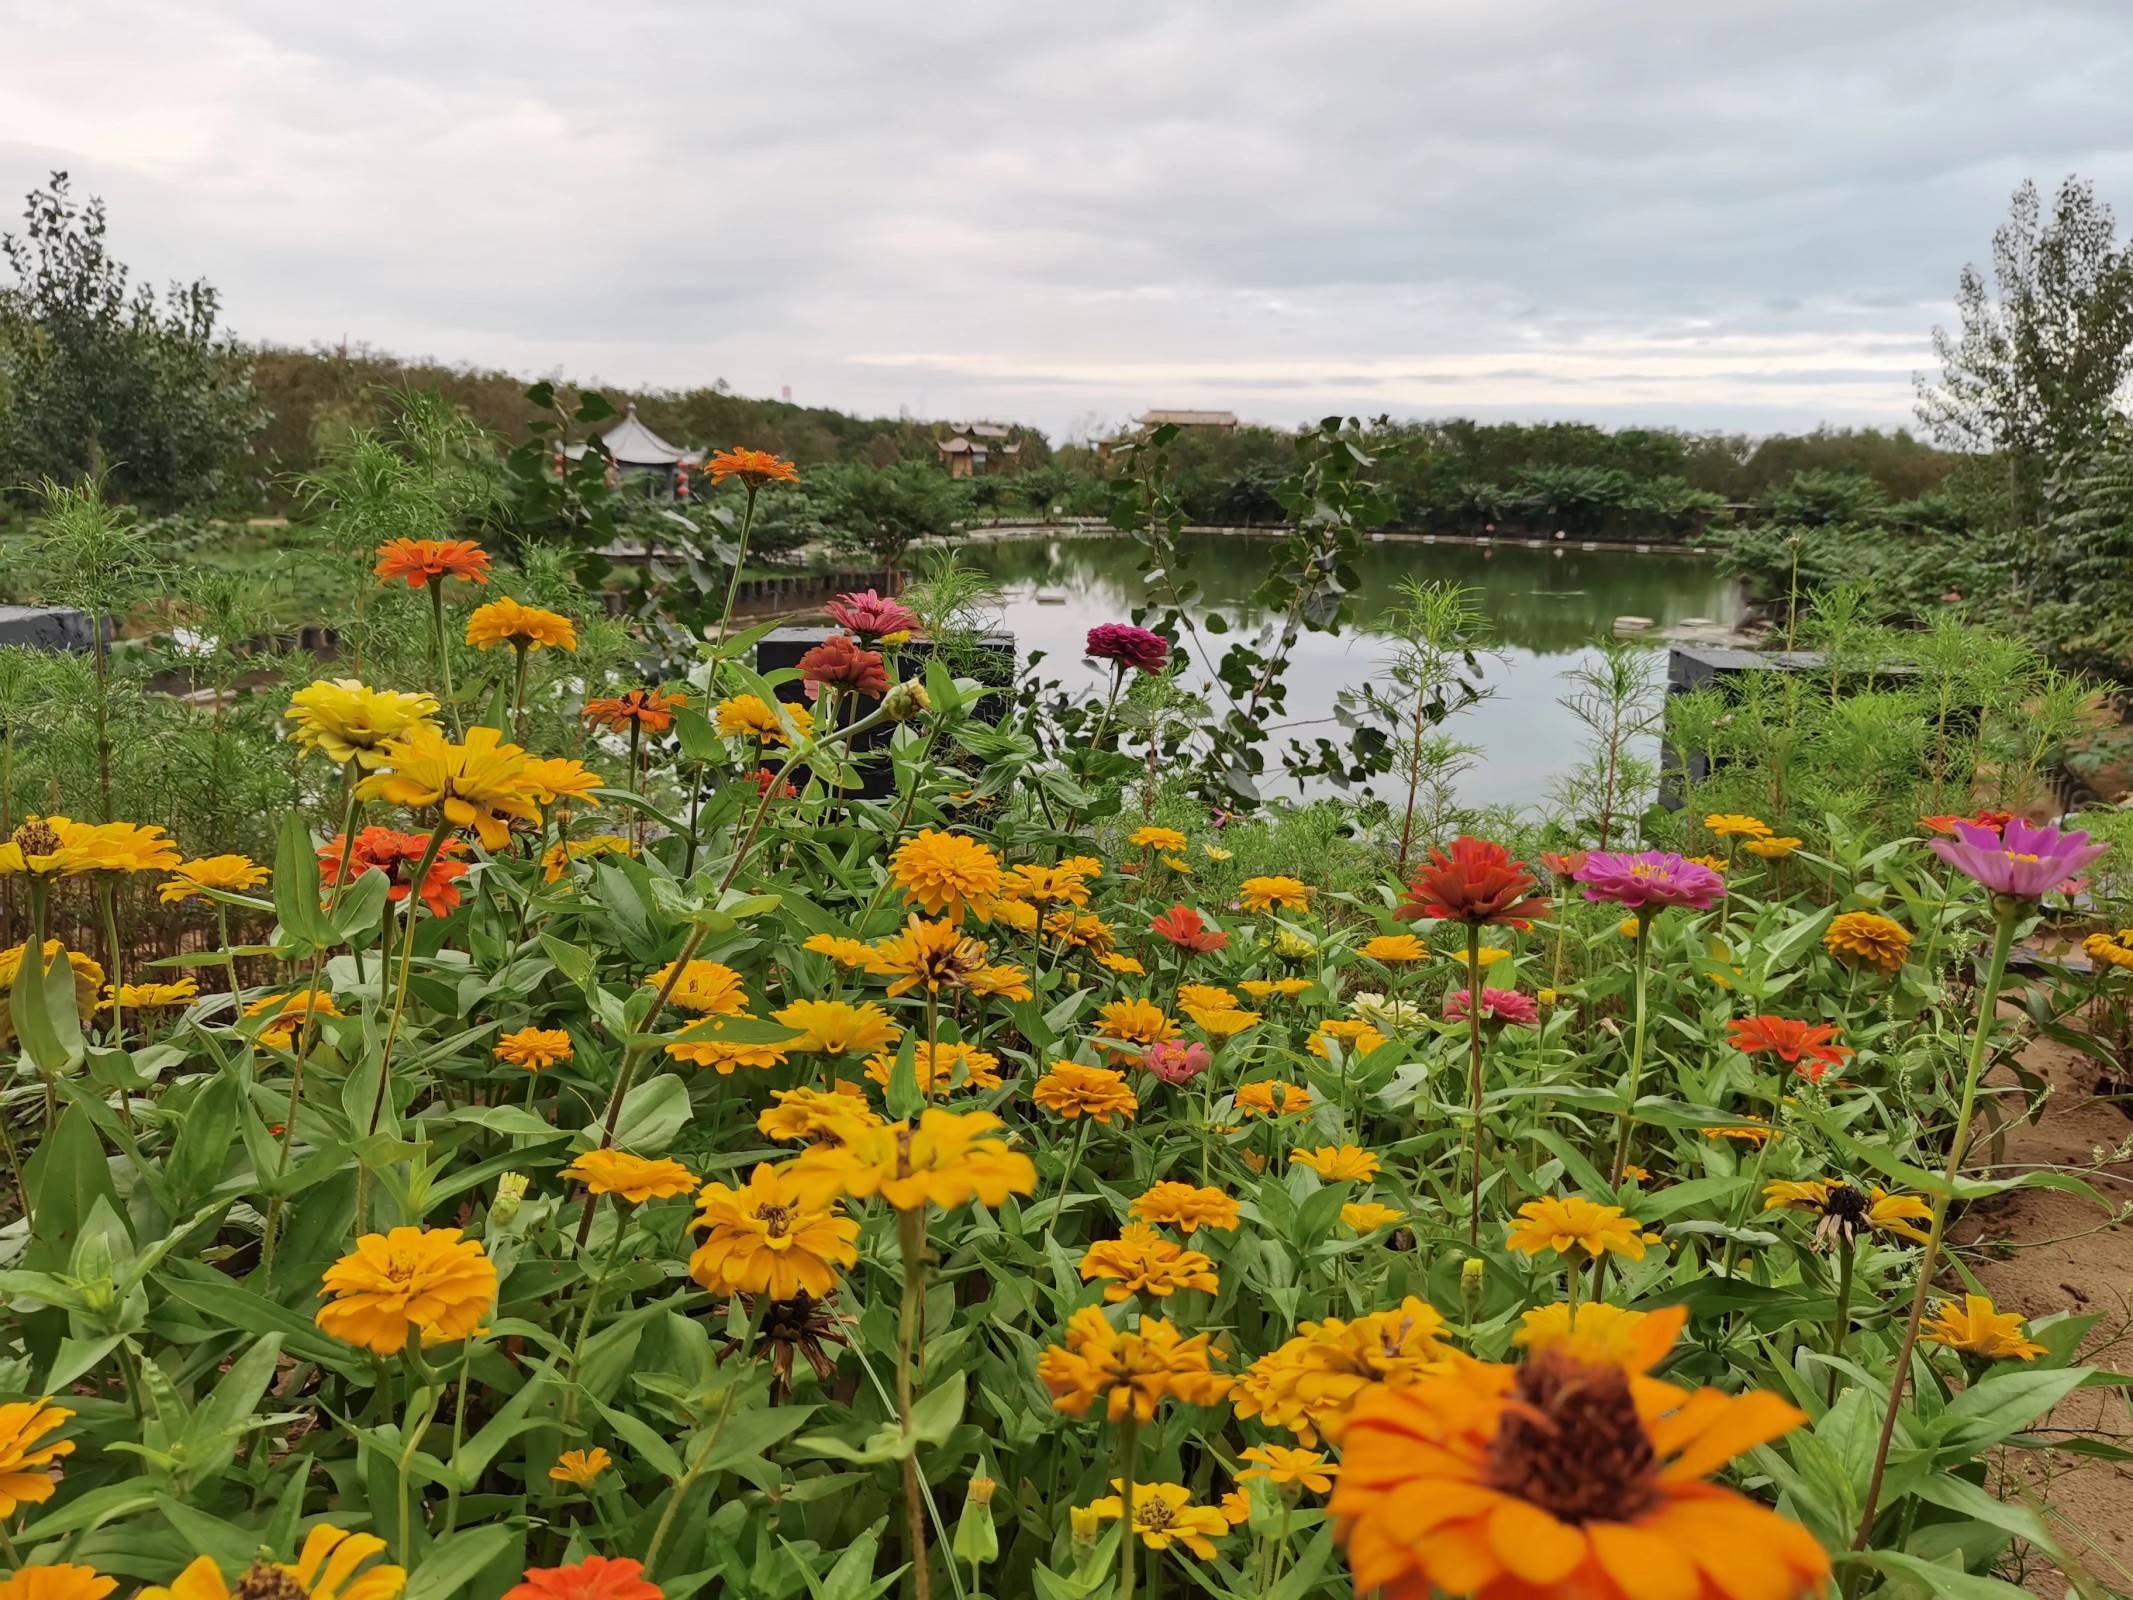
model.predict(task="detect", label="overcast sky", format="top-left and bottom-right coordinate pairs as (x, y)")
top-left (5, 1), bottom-right (2131, 443)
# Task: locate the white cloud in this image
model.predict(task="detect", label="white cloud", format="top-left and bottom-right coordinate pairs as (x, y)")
top-left (4, 0), bottom-right (2131, 438)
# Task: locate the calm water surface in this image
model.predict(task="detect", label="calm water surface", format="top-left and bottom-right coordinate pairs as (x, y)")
top-left (958, 533), bottom-right (1741, 811)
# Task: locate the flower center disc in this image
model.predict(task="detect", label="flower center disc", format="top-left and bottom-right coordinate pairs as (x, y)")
top-left (1485, 1351), bottom-right (1659, 1525)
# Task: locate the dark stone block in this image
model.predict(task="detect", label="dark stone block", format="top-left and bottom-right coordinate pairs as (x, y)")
top-left (0, 605), bottom-right (103, 653)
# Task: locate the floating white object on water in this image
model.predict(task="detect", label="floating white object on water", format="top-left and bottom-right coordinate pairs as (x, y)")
top-left (1613, 615), bottom-right (1654, 634)
top-left (1035, 590), bottom-right (1068, 605)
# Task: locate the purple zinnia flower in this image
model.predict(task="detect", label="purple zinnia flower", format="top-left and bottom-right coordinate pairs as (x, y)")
top-left (1444, 988), bottom-right (1540, 1027)
top-left (1573, 850), bottom-right (1726, 912)
top-left (1085, 623), bottom-right (1170, 675)
top-left (1928, 816), bottom-right (2107, 899)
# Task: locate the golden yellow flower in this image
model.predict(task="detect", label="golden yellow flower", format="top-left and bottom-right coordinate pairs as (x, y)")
top-left (1095, 997), bottom-right (1178, 1054)
top-left (1238, 1444), bottom-right (1338, 1494)
top-left (548, 1447), bottom-right (612, 1488)
top-left (521, 756), bottom-right (605, 812)
top-left (1332, 1305), bottom-right (1827, 1600)
top-left (1512, 1301), bottom-right (1676, 1370)
top-left (1340, 1201), bottom-right (1405, 1232)
top-left (157, 853), bottom-right (268, 904)
top-left (1358, 933), bottom-right (1430, 963)
top-left (867, 916), bottom-right (991, 997)
top-left (356, 724), bottom-right (542, 849)
top-left (1080, 1224), bottom-right (1219, 1302)
top-left (1032, 1060), bottom-right (1139, 1123)
top-left (1307, 1021), bottom-right (1387, 1058)
top-left (968, 962), bottom-right (1035, 999)
top-left (1505, 1196), bottom-right (1647, 1262)
top-left (241, 988), bottom-right (340, 1046)
top-left (1686, 853), bottom-right (1729, 873)
top-left (646, 958), bottom-right (748, 1015)
top-left (864, 1040), bottom-right (1002, 1096)
top-left (1706, 1119), bottom-right (1777, 1145)
top-left (1160, 854), bottom-right (1193, 875)
top-left (539, 833), bottom-right (635, 882)
top-left (464, 596), bottom-right (577, 652)
top-left (1184, 1003), bottom-right (1260, 1038)
top-left (1289, 1144), bottom-right (1380, 1182)
top-left (664, 1015), bottom-right (791, 1073)
top-left (773, 999), bottom-right (903, 1055)
top-left (1131, 1182), bottom-right (1240, 1234)
top-left (1232, 1080), bottom-right (1312, 1118)
top-left (889, 829), bottom-right (1003, 923)
top-left (1743, 835), bottom-right (1803, 860)
top-left (1098, 951), bottom-right (1147, 975)
top-left (1233, 1298), bottom-right (1450, 1445)
top-left (1763, 1179), bottom-right (1931, 1246)
top-left (714, 693), bottom-right (813, 744)
top-left (285, 679), bottom-right (441, 769)
top-left (803, 932), bottom-right (876, 967)
top-left (689, 1161), bottom-right (860, 1299)
top-left (2084, 928), bottom-right (2133, 971)
top-left (790, 1107), bottom-right (1036, 1212)
top-left (1704, 811), bottom-right (1773, 839)
top-left (0, 1568), bottom-right (115, 1600)
top-left (994, 898), bottom-right (1040, 934)
top-left (0, 1398), bottom-right (74, 1517)
top-left (1129, 825), bottom-right (1189, 853)
top-left (757, 1083), bottom-right (878, 1145)
top-left (495, 1026), bottom-right (572, 1072)
top-left (1204, 843), bottom-right (1234, 861)
top-left (564, 1150), bottom-right (696, 1204)
top-left (1083, 1481), bottom-right (1233, 1558)
top-left (1923, 1293), bottom-right (2047, 1361)
top-left (1036, 1305), bottom-right (1231, 1421)
top-left (1043, 907), bottom-right (1116, 955)
top-left (135, 1526), bottom-right (403, 1600)
top-left (1177, 983), bottom-right (1239, 1011)
top-left (1006, 862), bottom-right (1096, 905)
top-left (99, 978), bottom-right (197, 1011)
top-left (1238, 977), bottom-right (1312, 999)
top-left (316, 1228), bottom-right (497, 1354)
top-left (1239, 875), bottom-right (1311, 912)
top-left (1824, 910), bottom-right (1912, 975)
top-left (29, 820), bottom-right (181, 875)
top-left (1451, 945), bottom-right (1512, 971)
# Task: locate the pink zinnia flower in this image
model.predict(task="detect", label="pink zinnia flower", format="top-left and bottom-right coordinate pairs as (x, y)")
top-left (1085, 623), bottom-right (1170, 675)
top-left (1141, 1039), bottom-right (1212, 1084)
top-left (824, 589), bottom-right (920, 640)
top-left (1572, 850), bottom-right (1726, 912)
top-left (1928, 816), bottom-right (2107, 900)
top-left (1444, 988), bottom-right (1540, 1027)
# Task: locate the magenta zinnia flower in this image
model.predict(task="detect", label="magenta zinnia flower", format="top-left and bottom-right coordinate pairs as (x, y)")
top-left (823, 589), bottom-right (920, 641)
top-left (1573, 850), bottom-right (1726, 912)
top-left (1141, 1039), bottom-right (1212, 1084)
top-left (1443, 988), bottom-right (1540, 1026)
top-left (1085, 623), bottom-right (1170, 675)
top-left (1928, 816), bottom-right (2107, 900)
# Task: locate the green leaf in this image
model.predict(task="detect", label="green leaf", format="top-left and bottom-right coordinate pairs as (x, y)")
top-left (271, 810), bottom-right (333, 949)
top-left (1937, 1366), bottom-right (2091, 1451)
top-left (405, 1523), bottom-right (519, 1600)
top-left (540, 934), bottom-right (595, 992)
top-left (1842, 1549), bottom-right (2034, 1598)
top-left (12, 937), bottom-right (83, 1077)
top-left (582, 1074), bottom-right (691, 1154)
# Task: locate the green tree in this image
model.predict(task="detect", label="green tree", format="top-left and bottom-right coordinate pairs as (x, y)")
top-left (819, 462), bottom-right (972, 562)
top-left (1917, 176), bottom-right (2133, 510)
top-left (0, 173), bottom-right (260, 509)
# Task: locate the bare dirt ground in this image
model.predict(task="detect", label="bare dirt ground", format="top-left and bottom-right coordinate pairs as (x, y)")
top-left (1957, 1028), bottom-right (2133, 1596)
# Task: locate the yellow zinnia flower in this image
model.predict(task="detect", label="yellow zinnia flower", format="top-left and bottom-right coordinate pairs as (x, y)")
top-left (1084, 1481), bottom-right (1233, 1558)
top-left (1031, 1060), bottom-right (1140, 1123)
top-left (1238, 875), bottom-right (1311, 913)
top-left (1505, 1195), bottom-right (1647, 1262)
top-left (521, 756), bottom-right (605, 812)
top-left (863, 1040), bottom-right (1002, 1096)
top-left (889, 829), bottom-right (1003, 923)
top-left (539, 834), bottom-right (635, 883)
top-left (646, 958), bottom-right (748, 1015)
top-left (757, 1084), bottom-right (879, 1145)
top-left (136, 1526), bottom-right (403, 1600)
top-left (0, 1569), bottom-right (115, 1600)
top-left (494, 1026), bottom-right (571, 1073)
top-left (284, 678), bottom-right (439, 768)
top-left (1094, 997), bottom-right (1178, 1054)
top-left (1704, 812), bottom-right (1774, 839)
top-left (563, 1150), bottom-right (696, 1204)
top-left (356, 724), bottom-right (542, 849)
top-left (1238, 977), bottom-right (1311, 1000)
top-left (714, 693), bottom-right (812, 745)
top-left (0, 1398), bottom-right (75, 1517)
top-left (772, 998), bottom-right (903, 1056)
top-left (1922, 1293), bottom-right (2047, 1361)
top-left (1128, 825), bottom-right (1189, 853)
top-left (36, 820), bottom-right (180, 875)
top-left (1080, 1224), bottom-right (1219, 1302)
top-left (465, 596), bottom-right (576, 652)
top-left (1131, 1181), bottom-right (1240, 1234)
top-left (99, 978), bottom-right (197, 1011)
top-left (802, 932), bottom-right (876, 968)
top-left (688, 1161), bottom-right (860, 1299)
top-left (1357, 933), bottom-right (1429, 963)
top-left (1238, 1443), bottom-right (1338, 1494)
top-left (1824, 910), bottom-right (1912, 975)
top-left (867, 916), bottom-right (991, 997)
top-left (1743, 835), bottom-right (1803, 860)
top-left (157, 853), bottom-right (268, 904)
top-left (1289, 1144), bottom-right (1380, 1182)
top-left (316, 1228), bottom-right (496, 1354)
top-left (548, 1447), bottom-right (612, 1488)
top-left (1037, 1305), bottom-right (1231, 1421)
top-left (1339, 1201), bottom-right (1404, 1233)
top-left (664, 1015), bottom-right (791, 1074)
top-left (1232, 1298), bottom-right (1450, 1445)
top-left (790, 1107), bottom-right (1036, 1212)
top-left (242, 988), bottom-right (340, 1046)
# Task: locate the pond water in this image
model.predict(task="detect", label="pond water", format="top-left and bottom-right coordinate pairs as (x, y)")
top-left (956, 533), bottom-right (1743, 811)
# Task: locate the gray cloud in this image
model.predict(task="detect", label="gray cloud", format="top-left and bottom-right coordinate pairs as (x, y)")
top-left (4, 0), bottom-right (2131, 440)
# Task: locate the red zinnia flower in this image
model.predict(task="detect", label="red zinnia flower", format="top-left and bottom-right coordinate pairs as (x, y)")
top-left (1539, 849), bottom-right (1589, 878)
top-left (1085, 623), bottom-right (1170, 675)
top-left (752, 766), bottom-right (799, 799)
top-left (373, 537), bottom-right (491, 588)
top-left (1396, 836), bottom-right (1550, 929)
top-left (582, 688), bottom-right (686, 734)
top-left (1727, 1015), bottom-right (1853, 1083)
top-left (797, 634), bottom-right (889, 700)
top-left (1151, 904), bottom-right (1228, 953)
top-left (320, 827), bottom-right (470, 917)
top-left (504, 1556), bottom-right (663, 1600)
top-left (1918, 815), bottom-right (1964, 838)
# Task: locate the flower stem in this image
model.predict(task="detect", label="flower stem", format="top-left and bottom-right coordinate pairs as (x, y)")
top-left (713, 483), bottom-right (761, 646)
top-left (511, 640), bottom-right (531, 744)
top-left (1041, 1116), bottom-right (1093, 1255)
top-left (1607, 910), bottom-right (1655, 1184)
top-left (429, 578), bottom-right (458, 736)
top-left (898, 1205), bottom-right (934, 1600)
top-left (1851, 902), bottom-right (2019, 1549)
top-left (1829, 1236), bottom-right (1856, 1406)
top-left (1463, 923), bottom-right (1486, 1249)
top-left (1115, 1412), bottom-right (1140, 1600)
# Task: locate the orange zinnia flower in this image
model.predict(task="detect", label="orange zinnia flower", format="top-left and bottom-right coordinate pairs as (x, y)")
top-left (1396, 835), bottom-right (1550, 929)
top-left (1727, 1015), bottom-right (1853, 1083)
top-left (707, 447), bottom-right (800, 487)
top-left (582, 688), bottom-right (686, 733)
top-left (373, 537), bottom-right (491, 588)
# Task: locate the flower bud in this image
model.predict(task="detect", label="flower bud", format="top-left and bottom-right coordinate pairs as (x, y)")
top-left (1070, 1505), bottom-right (1104, 1546)
top-left (492, 1171), bottom-right (529, 1226)
top-left (882, 679), bottom-right (931, 724)
top-left (1460, 1256), bottom-right (1485, 1321)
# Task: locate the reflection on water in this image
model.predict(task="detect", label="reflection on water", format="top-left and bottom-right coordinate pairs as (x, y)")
top-left (958, 533), bottom-right (1742, 811)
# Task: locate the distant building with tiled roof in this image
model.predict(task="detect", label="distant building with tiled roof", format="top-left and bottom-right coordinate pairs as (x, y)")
top-left (561, 402), bottom-right (704, 499)
top-left (937, 421), bottom-right (1023, 478)
top-left (1136, 409), bottom-right (1239, 430)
